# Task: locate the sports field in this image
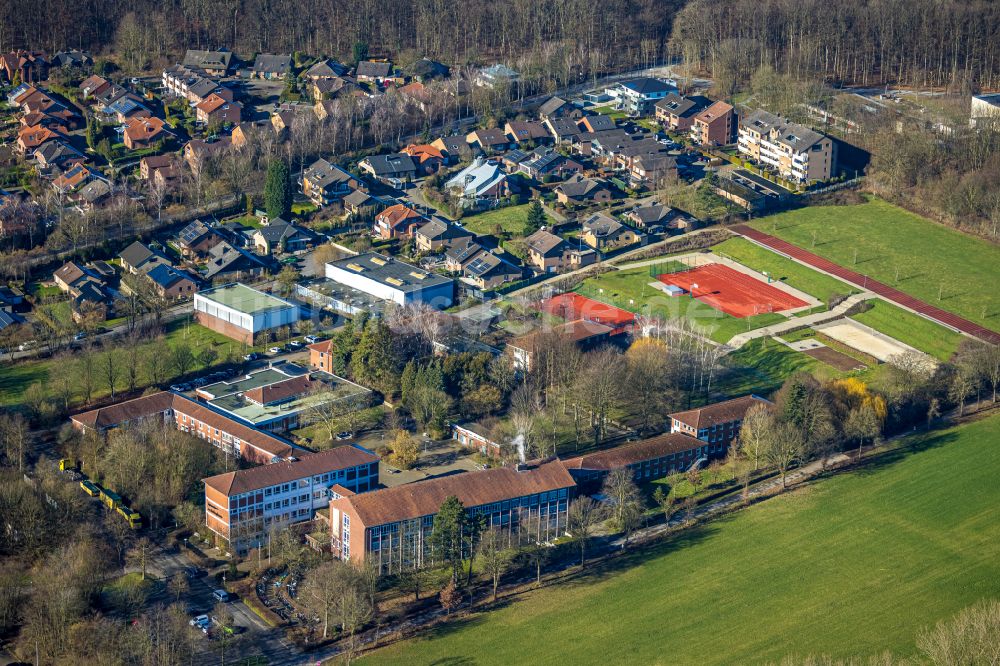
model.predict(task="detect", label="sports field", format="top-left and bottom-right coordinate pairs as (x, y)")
top-left (366, 414), bottom-right (1000, 665)
top-left (750, 197), bottom-right (1000, 329)
top-left (574, 267), bottom-right (787, 344)
top-left (658, 264), bottom-right (809, 318)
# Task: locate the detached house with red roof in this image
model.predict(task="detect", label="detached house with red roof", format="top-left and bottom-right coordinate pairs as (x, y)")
top-left (195, 93), bottom-right (242, 127)
top-left (123, 116), bottom-right (169, 150)
top-left (373, 203), bottom-right (426, 240)
top-left (401, 144), bottom-right (445, 175)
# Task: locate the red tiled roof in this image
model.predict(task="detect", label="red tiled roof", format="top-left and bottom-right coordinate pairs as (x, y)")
top-left (402, 143), bottom-right (444, 163)
top-left (669, 395), bottom-right (770, 430)
top-left (338, 459), bottom-right (575, 527)
top-left (562, 433), bottom-right (704, 471)
top-left (510, 319), bottom-right (613, 352)
top-left (308, 339), bottom-right (333, 354)
top-left (376, 203), bottom-right (424, 230)
top-left (203, 445), bottom-right (378, 496)
top-left (244, 375), bottom-right (313, 406)
top-left (70, 392), bottom-right (176, 430)
top-left (124, 116), bottom-right (166, 143)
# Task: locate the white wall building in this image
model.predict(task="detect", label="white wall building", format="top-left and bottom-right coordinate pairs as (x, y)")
top-left (325, 252), bottom-right (454, 308)
top-left (193, 283), bottom-right (299, 343)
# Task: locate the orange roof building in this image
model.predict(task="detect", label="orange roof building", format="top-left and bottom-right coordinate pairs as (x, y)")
top-left (123, 116), bottom-right (167, 150)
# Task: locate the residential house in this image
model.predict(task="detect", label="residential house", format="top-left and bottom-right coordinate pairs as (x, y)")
top-left (52, 164), bottom-right (101, 195)
top-left (359, 153), bottom-right (417, 184)
top-left (463, 250), bottom-right (522, 289)
top-left (119, 240), bottom-right (167, 274)
top-left (251, 54), bottom-right (292, 79)
top-left (177, 218), bottom-right (227, 259)
top-left (252, 220), bottom-right (318, 255)
top-left (738, 109), bottom-right (836, 182)
top-left (354, 60), bottom-right (393, 83)
top-left (328, 458), bottom-right (572, 570)
top-left (615, 77), bottom-right (675, 116)
top-left (145, 263), bottom-right (199, 299)
top-left (581, 213), bottom-right (644, 252)
top-left (0, 51), bottom-right (48, 84)
top-left (504, 121), bottom-right (550, 145)
top-left (444, 159), bottom-right (512, 204)
top-left (33, 140), bottom-right (84, 173)
top-left (270, 109), bottom-right (300, 135)
top-left (93, 83), bottom-right (128, 110)
top-left (16, 125), bottom-right (59, 156)
top-left (555, 174), bottom-right (611, 205)
top-left (629, 153), bottom-right (678, 186)
top-left (196, 94), bottom-right (242, 127)
top-left (577, 114), bottom-right (616, 133)
top-left (466, 128), bottom-right (512, 153)
top-left (669, 394), bottom-right (772, 448)
top-left (343, 189), bottom-right (381, 216)
top-left (182, 49), bottom-right (235, 76)
top-left (625, 204), bottom-right (685, 233)
top-left (475, 63), bottom-right (519, 87)
top-left (183, 136), bottom-right (232, 169)
top-left (203, 242), bottom-right (271, 281)
top-left (538, 96), bottom-right (579, 121)
top-left (53, 260), bottom-right (96, 292)
top-left (525, 229), bottom-right (595, 273)
top-left (431, 135), bottom-right (473, 164)
top-left (373, 204), bottom-right (425, 240)
top-left (398, 81), bottom-right (434, 109)
top-left (414, 218), bottom-right (474, 253)
top-left (305, 59), bottom-right (349, 79)
top-left (301, 158), bottom-right (361, 206)
top-left (545, 117), bottom-right (583, 145)
top-left (690, 100), bottom-right (735, 146)
top-left (307, 339), bottom-right (336, 373)
top-left (72, 179), bottom-right (114, 211)
top-left (139, 155), bottom-right (177, 180)
top-left (52, 50), bottom-right (92, 69)
top-left (79, 75), bottom-right (110, 101)
top-left (655, 94), bottom-right (712, 132)
top-left (402, 144), bottom-right (446, 175)
top-left (123, 116), bottom-right (168, 150)
top-left (407, 58), bottom-right (449, 82)
top-left (311, 76), bottom-right (359, 100)
top-left (104, 94), bottom-right (151, 123)
top-left (444, 240), bottom-right (486, 272)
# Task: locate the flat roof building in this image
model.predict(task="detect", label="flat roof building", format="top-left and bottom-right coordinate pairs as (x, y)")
top-left (193, 283), bottom-right (299, 344)
top-left (204, 445), bottom-right (379, 554)
top-left (325, 252), bottom-right (454, 308)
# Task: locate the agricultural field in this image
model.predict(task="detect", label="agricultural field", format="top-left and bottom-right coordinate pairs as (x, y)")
top-left (750, 197), bottom-right (1000, 329)
top-left (851, 300), bottom-right (966, 362)
top-left (459, 204), bottom-right (534, 236)
top-left (366, 414), bottom-right (1000, 665)
top-left (574, 265), bottom-right (786, 344)
top-left (711, 236), bottom-right (856, 305)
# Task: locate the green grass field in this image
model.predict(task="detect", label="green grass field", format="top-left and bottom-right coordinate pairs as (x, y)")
top-left (366, 414), bottom-right (1000, 665)
top-left (714, 336), bottom-right (831, 396)
top-left (751, 197), bottom-right (1000, 329)
top-left (574, 266), bottom-right (787, 344)
top-left (851, 300), bottom-right (966, 361)
top-left (461, 204), bottom-right (533, 236)
top-left (712, 237), bottom-right (856, 304)
top-left (0, 316), bottom-right (252, 408)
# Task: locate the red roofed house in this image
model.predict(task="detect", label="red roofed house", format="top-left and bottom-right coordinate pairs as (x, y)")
top-left (373, 203), bottom-right (425, 240)
top-left (308, 339), bottom-right (335, 373)
top-left (195, 93), bottom-right (242, 127)
top-left (123, 116), bottom-right (168, 150)
top-left (329, 459), bottom-right (575, 571)
top-left (690, 100), bottom-right (735, 146)
top-left (401, 143), bottom-right (445, 175)
top-left (203, 445), bottom-right (379, 554)
top-left (669, 394), bottom-right (771, 448)
top-left (16, 124), bottom-right (58, 156)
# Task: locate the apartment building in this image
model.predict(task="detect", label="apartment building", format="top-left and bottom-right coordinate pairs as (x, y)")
top-left (669, 394), bottom-right (771, 448)
top-left (690, 100), bottom-right (735, 146)
top-left (203, 445), bottom-right (379, 554)
top-left (329, 459), bottom-right (575, 572)
top-left (738, 110), bottom-right (836, 182)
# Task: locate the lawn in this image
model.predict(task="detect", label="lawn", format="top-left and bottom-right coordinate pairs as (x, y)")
top-left (591, 104), bottom-right (627, 121)
top-left (714, 336), bottom-right (830, 396)
top-left (574, 266), bottom-right (787, 344)
top-left (750, 197), bottom-right (1000, 329)
top-left (851, 300), bottom-right (966, 362)
top-left (0, 316), bottom-right (254, 408)
top-left (460, 204), bottom-right (533, 236)
top-left (712, 236), bottom-right (857, 305)
top-left (366, 414), bottom-right (1000, 665)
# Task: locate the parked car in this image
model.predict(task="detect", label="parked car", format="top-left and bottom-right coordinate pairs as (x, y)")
top-left (73, 331), bottom-right (87, 341)
top-left (184, 567), bottom-right (203, 579)
top-left (189, 614), bottom-right (210, 628)
top-left (336, 432), bottom-right (353, 441)
top-left (212, 590), bottom-right (230, 603)
top-left (191, 377), bottom-right (208, 388)
top-left (169, 384), bottom-right (190, 392)
top-left (268, 347), bottom-right (282, 355)
top-left (243, 352), bottom-right (258, 361)
top-left (287, 340), bottom-right (303, 349)
top-left (303, 335), bottom-right (321, 344)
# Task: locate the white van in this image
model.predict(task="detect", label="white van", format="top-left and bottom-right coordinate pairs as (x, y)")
top-left (212, 589), bottom-right (230, 603)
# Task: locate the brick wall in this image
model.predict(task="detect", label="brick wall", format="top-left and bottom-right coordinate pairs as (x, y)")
top-left (194, 311), bottom-right (253, 344)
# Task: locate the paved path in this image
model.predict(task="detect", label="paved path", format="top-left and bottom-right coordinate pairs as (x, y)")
top-left (731, 224), bottom-right (1000, 345)
top-left (726, 291), bottom-right (871, 347)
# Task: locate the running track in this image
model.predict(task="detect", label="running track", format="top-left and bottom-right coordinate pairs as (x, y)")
top-left (731, 224), bottom-right (1000, 345)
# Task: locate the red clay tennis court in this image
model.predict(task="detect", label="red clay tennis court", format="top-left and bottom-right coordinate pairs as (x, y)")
top-left (537, 293), bottom-right (635, 330)
top-left (657, 263), bottom-right (808, 318)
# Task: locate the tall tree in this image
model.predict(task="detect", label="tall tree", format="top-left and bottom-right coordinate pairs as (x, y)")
top-left (477, 530), bottom-right (511, 602)
top-left (430, 496), bottom-right (467, 581)
top-left (567, 497), bottom-right (603, 567)
top-left (263, 160), bottom-right (292, 220)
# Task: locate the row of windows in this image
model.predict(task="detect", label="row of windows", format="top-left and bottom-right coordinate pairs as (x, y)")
top-left (229, 463), bottom-right (377, 505)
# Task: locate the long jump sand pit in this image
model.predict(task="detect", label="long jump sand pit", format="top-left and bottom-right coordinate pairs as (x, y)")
top-left (814, 319), bottom-right (922, 363)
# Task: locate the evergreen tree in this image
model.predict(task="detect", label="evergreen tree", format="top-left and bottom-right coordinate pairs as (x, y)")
top-left (400, 360), bottom-right (418, 404)
top-left (264, 160), bottom-right (293, 219)
top-left (85, 118), bottom-right (100, 151)
top-left (351, 318), bottom-right (397, 394)
top-left (430, 496), bottom-right (467, 582)
top-left (352, 41), bottom-right (369, 65)
top-left (525, 198), bottom-right (547, 233)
